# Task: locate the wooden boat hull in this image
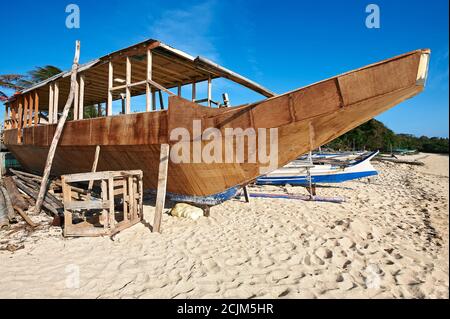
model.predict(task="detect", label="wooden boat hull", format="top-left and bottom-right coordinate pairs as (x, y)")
top-left (3, 49), bottom-right (430, 197)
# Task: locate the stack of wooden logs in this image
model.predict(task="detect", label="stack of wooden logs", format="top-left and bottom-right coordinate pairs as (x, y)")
top-left (0, 169), bottom-right (66, 229)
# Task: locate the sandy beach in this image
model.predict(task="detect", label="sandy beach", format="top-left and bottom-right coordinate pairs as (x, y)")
top-left (0, 153), bottom-right (448, 299)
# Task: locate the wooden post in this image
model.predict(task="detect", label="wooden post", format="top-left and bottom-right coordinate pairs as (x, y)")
top-left (48, 84), bottom-right (54, 124)
top-left (107, 61), bottom-right (113, 116)
top-left (34, 40), bottom-right (81, 214)
top-left (177, 84), bottom-right (182, 97)
top-left (207, 76), bottom-right (212, 107)
top-left (17, 97), bottom-right (23, 142)
top-left (79, 74), bottom-right (85, 120)
top-left (146, 49), bottom-right (152, 112)
top-left (34, 91), bottom-right (39, 125)
top-left (28, 93), bottom-right (34, 127)
top-left (192, 81), bottom-right (196, 102)
top-left (158, 90), bottom-right (164, 110)
top-left (73, 77), bottom-right (79, 120)
top-left (126, 56), bottom-right (131, 114)
top-left (11, 102), bottom-right (17, 128)
top-left (23, 94), bottom-right (29, 128)
top-left (53, 82), bottom-right (59, 123)
top-left (153, 143), bottom-right (170, 233)
top-left (88, 145), bottom-right (101, 191)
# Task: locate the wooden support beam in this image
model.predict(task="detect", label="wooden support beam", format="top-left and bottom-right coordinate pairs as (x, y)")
top-left (153, 143), bottom-right (170, 233)
top-left (207, 76), bottom-right (212, 107)
top-left (192, 81), bottom-right (196, 102)
top-left (79, 74), bottom-right (85, 120)
top-left (34, 91), bottom-right (39, 125)
top-left (177, 83), bottom-right (182, 97)
top-left (34, 40), bottom-right (81, 214)
top-left (28, 93), bottom-right (34, 127)
top-left (4, 104), bottom-right (9, 129)
top-left (88, 145), bottom-right (101, 191)
top-left (23, 94), bottom-right (29, 128)
top-left (146, 49), bottom-right (152, 112)
top-left (54, 82), bottom-right (59, 123)
top-left (107, 61), bottom-right (113, 116)
top-left (48, 84), bottom-right (54, 124)
top-left (73, 77), bottom-right (79, 120)
top-left (126, 56), bottom-right (131, 114)
top-left (17, 97), bottom-right (23, 142)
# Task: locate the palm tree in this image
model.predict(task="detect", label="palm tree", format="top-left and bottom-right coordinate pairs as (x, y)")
top-left (0, 65), bottom-right (62, 100)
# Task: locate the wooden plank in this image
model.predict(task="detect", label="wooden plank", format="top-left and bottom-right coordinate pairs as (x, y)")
top-left (153, 143), bottom-right (170, 233)
top-left (146, 49), bottom-right (152, 112)
top-left (79, 74), bottom-right (85, 120)
top-left (63, 170), bottom-right (143, 183)
top-left (126, 56), bottom-right (131, 114)
top-left (65, 200), bottom-right (110, 210)
top-left (107, 61), bottom-right (113, 116)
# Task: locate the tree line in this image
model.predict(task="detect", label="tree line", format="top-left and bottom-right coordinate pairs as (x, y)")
top-left (325, 119), bottom-right (449, 154)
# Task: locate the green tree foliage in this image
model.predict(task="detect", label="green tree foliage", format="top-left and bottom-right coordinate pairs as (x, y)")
top-left (325, 119), bottom-right (449, 154)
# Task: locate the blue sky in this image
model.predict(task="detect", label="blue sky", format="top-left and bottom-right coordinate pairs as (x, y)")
top-left (0, 0), bottom-right (448, 137)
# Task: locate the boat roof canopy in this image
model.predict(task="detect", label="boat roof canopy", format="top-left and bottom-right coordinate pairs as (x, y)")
top-left (10, 39), bottom-right (275, 110)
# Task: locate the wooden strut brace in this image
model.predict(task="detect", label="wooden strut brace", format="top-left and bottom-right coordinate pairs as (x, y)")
top-left (34, 41), bottom-right (81, 214)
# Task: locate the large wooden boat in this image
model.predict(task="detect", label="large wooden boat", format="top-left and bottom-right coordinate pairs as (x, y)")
top-left (2, 39), bottom-right (430, 202)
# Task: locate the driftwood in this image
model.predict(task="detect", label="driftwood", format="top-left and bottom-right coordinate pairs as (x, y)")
top-left (9, 171), bottom-right (63, 209)
top-left (0, 190), bottom-right (9, 229)
top-left (12, 177), bottom-right (60, 216)
top-left (35, 40), bottom-right (81, 213)
top-left (13, 206), bottom-right (37, 228)
top-left (3, 177), bottom-right (28, 211)
top-left (0, 186), bottom-right (16, 222)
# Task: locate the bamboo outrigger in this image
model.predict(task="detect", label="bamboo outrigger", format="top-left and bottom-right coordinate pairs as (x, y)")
top-left (2, 39), bottom-right (430, 205)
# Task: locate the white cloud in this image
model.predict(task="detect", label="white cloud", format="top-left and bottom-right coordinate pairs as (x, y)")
top-left (147, 0), bottom-right (219, 61)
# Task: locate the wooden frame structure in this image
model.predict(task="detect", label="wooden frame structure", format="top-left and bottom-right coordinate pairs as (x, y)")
top-left (61, 170), bottom-right (143, 237)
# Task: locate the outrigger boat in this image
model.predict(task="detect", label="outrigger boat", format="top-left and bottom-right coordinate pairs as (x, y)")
top-left (256, 150), bottom-right (379, 186)
top-left (2, 39), bottom-right (430, 204)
